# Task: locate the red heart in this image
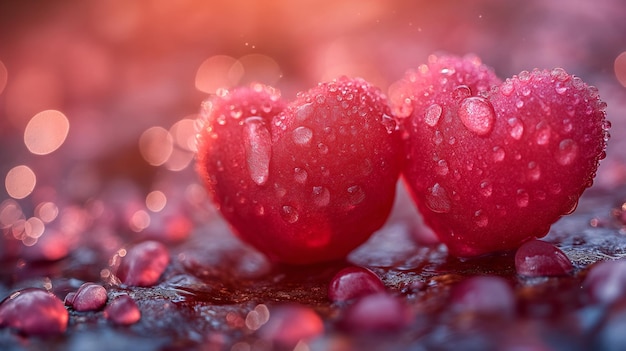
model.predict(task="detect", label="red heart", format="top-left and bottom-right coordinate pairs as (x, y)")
top-left (196, 78), bottom-right (404, 264)
top-left (393, 54), bottom-right (609, 257)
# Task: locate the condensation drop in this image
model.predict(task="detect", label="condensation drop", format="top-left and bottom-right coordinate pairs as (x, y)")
top-left (458, 97), bottom-right (495, 136)
top-left (507, 118), bottom-right (524, 140)
top-left (294, 167), bottom-right (308, 184)
top-left (436, 159), bottom-right (449, 176)
top-left (254, 204), bottom-right (265, 216)
top-left (280, 205), bottom-right (299, 223)
top-left (424, 104), bottom-right (443, 127)
top-left (312, 186), bottom-right (330, 207)
top-left (243, 117), bottom-right (272, 186)
top-left (474, 210), bottom-right (489, 228)
top-left (292, 126), bottom-right (313, 146)
top-left (317, 143), bottom-right (329, 155)
top-left (425, 183), bottom-right (451, 213)
top-left (500, 80), bottom-right (514, 96)
top-left (295, 102), bottom-right (313, 121)
top-left (381, 114), bottom-right (397, 134)
top-left (535, 121), bottom-right (551, 145)
top-left (492, 146), bottom-right (505, 162)
top-left (556, 139), bottom-right (578, 166)
top-left (527, 161), bottom-right (541, 181)
top-left (453, 85), bottom-right (472, 101)
top-left (347, 185), bottom-right (366, 206)
top-left (516, 189), bottom-right (529, 208)
top-left (555, 82), bottom-right (568, 95)
top-left (479, 181), bottom-right (493, 197)
top-left (515, 100), bottom-right (524, 109)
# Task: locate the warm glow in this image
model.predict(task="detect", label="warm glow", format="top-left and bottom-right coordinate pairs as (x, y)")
top-left (615, 51), bottom-right (626, 88)
top-left (0, 60), bottom-right (7, 95)
top-left (195, 55), bottom-right (244, 94)
top-left (129, 210), bottom-right (150, 232)
top-left (35, 202), bottom-right (59, 223)
top-left (139, 126), bottom-right (173, 166)
top-left (238, 54), bottom-right (282, 85)
top-left (24, 110), bottom-right (70, 155)
top-left (5, 165), bottom-right (37, 199)
top-left (170, 117), bottom-right (198, 152)
top-left (146, 190), bottom-right (167, 212)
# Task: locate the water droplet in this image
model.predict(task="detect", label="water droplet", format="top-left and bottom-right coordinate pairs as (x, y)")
top-left (500, 80), bottom-right (514, 96)
top-left (424, 104), bottom-right (443, 127)
top-left (436, 159), bottom-right (449, 176)
top-left (381, 114), bottom-right (397, 134)
top-left (479, 181), bottom-right (493, 197)
top-left (474, 210), bottom-right (489, 228)
top-left (453, 85), bottom-right (472, 101)
top-left (433, 130), bottom-right (444, 145)
top-left (312, 186), bottom-right (330, 207)
top-left (216, 114), bottom-right (227, 126)
top-left (292, 126), bottom-right (313, 146)
top-left (492, 146), bottom-right (505, 162)
top-left (347, 185), bottom-right (366, 205)
top-left (294, 167), bottom-right (308, 184)
top-left (296, 102), bottom-right (313, 121)
top-left (458, 97), bottom-right (496, 136)
top-left (527, 161), bottom-right (541, 181)
top-left (555, 82), bottom-right (568, 95)
top-left (230, 106), bottom-right (243, 119)
top-left (440, 67), bottom-right (456, 75)
top-left (361, 159), bottom-right (373, 176)
top-left (518, 70), bottom-right (531, 81)
top-left (520, 86), bottom-right (531, 96)
top-left (425, 183), bottom-right (451, 213)
top-left (564, 196), bottom-right (579, 215)
top-left (515, 100), bottom-right (524, 109)
top-left (315, 94), bottom-right (326, 104)
top-left (535, 121), bottom-right (551, 145)
top-left (556, 139), bottom-right (578, 166)
top-left (551, 67), bottom-right (569, 81)
top-left (317, 143), bottom-right (329, 154)
top-left (243, 117), bottom-right (271, 186)
top-left (280, 205), bottom-right (299, 223)
top-left (516, 189), bottom-right (529, 208)
top-left (507, 118), bottom-right (524, 140)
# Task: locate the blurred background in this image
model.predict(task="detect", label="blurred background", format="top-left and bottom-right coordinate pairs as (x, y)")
top-left (1, 0), bottom-right (625, 257)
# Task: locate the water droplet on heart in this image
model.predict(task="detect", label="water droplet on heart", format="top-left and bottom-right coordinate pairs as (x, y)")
top-left (433, 130), bottom-right (444, 145)
top-left (555, 82), bottom-right (568, 95)
top-left (492, 146), bottom-right (505, 162)
top-left (562, 119), bottom-right (573, 133)
top-left (527, 161), bottom-right (541, 181)
top-left (317, 143), bottom-right (329, 155)
top-left (425, 183), bottom-right (451, 213)
top-left (516, 189), bottom-right (529, 208)
top-left (564, 196), bottom-right (579, 214)
top-left (230, 106), bottom-right (243, 119)
top-left (280, 205), bottom-right (299, 223)
top-left (296, 102), bottom-right (313, 121)
top-left (500, 80), bottom-right (514, 96)
top-left (315, 94), bottom-right (326, 104)
top-left (216, 160), bottom-right (225, 172)
top-left (474, 210), bottom-right (489, 228)
top-left (556, 139), bottom-right (578, 165)
top-left (551, 67), bottom-right (569, 81)
top-left (312, 186), bottom-right (330, 207)
top-left (436, 159), bottom-right (449, 176)
top-left (519, 70), bottom-right (531, 81)
top-left (216, 114), bottom-right (227, 125)
top-left (347, 185), bottom-right (366, 205)
top-left (507, 118), bottom-right (524, 140)
top-left (424, 104), bottom-right (442, 127)
top-left (381, 114), bottom-right (397, 134)
top-left (520, 85), bottom-right (531, 96)
top-left (448, 137), bottom-right (456, 145)
top-left (440, 67), bottom-right (456, 75)
top-left (243, 117), bottom-right (271, 186)
top-left (515, 100), bottom-right (524, 109)
top-left (453, 85), bottom-right (472, 101)
top-left (458, 97), bottom-right (495, 136)
top-left (292, 126), bottom-right (313, 146)
top-left (535, 121), bottom-right (552, 145)
top-left (361, 158), bottom-right (373, 175)
top-left (294, 167), bottom-right (308, 184)
top-left (479, 181), bottom-right (493, 197)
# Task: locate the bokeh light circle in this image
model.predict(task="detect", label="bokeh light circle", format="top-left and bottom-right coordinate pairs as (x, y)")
top-left (5, 165), bottom-right (37, 199)
top-left (24, 110), bottom-right (70, 155)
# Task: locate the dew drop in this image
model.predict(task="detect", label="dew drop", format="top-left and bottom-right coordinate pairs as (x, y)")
top-left (261, 101), bottom-right (273, 113)
top-left (280, 205), bottom-right (299, 223)
top-left (294, 167), bottom-right (308, 184)
top-left (534, 121), bottom-right (551, 145)
top-left (243, 117), bottom-right (272, 186)
top-left (520, 86), bottom-right (531, 97)
top-left (424, 104), bottom-right (443, 127)
top-left (518, 70), bottom-right (531, 81)
top-left (295, 102), bottom-right (313, 121)
top-left (453, 85), bottom-right (472, 101)
top-left (555, 82), bottom-right (568, 95)
top-left (492, 146), bottom-right (505, 162)
top-left (230, 106), bottom-right (243, 119)
top-left (527, 161), bottom-right (541, 181)
top-left (317, 143), bottom-right (329, 155)
top-left (507, 118), bottom-right (524, 140)
top-left (292, 126), bottom-right (313, 146)
top-left (254, 203), bottom-right (265, 216)
top-left (347, 185), bottom-right (366, 206)
top-left (433, 130), bottom-right (444, 145)
top-left (436, 159), bottom-right (449, 176)
top-left (315, 94), bottom-right (326, 104)
top-left (556, 139), bottom-right (578, 166)
top-left (425, 183), bottom-right (451, 213)
top-left (381, 114), bottom-right (397, 134)
top-left (516, 189), bottom-right (529, 208)
top-left (479, 181), bottom-right (493, 197)
top-left (515, 100), bottom-right (524, 109)
top-left (458, 97), bottom-right (496, 136)
top-left (474, 210), bottom-right (489, 228)
top-left (312, 186), bottom-right (330, 207)
top-left (500, 80), bottom-right (514, 96)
